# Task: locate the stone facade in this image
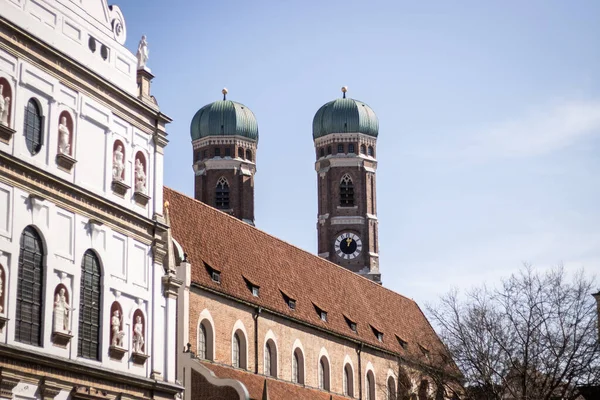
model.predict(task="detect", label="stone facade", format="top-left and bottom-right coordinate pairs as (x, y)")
top-left (0, 1), bottom-right (181, 400)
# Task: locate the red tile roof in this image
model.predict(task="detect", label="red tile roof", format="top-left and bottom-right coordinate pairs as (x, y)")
top-left (201, 361), bottom-right (347, 400)
top-left (165, 187), bottom-right (454, 369)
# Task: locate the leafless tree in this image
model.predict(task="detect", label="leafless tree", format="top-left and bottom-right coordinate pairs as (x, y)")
top-left (427, 265), bottom-right (600, 400)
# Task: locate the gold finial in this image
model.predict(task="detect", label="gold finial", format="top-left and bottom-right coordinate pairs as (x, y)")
top-left (222, 88), bottom-right (228, 100)
top-left (341, 86), bottom-right (348, 98)
top-left (164, 200), bottom-right (170, 209)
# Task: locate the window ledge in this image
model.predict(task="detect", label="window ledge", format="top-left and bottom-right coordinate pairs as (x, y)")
top-left (0, 124), bottom-right (16, 145)
top-left (56, 153), bottom-right (77, 172)
top-left (111, 180), bottom-right (130, 197)
top-left (52, 330), bottom-right (73, 348)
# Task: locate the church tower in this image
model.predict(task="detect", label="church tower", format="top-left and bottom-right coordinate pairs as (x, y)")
top-left (190, 89), bottom-right (258, 225)
top-left (313, 87), bottom-right (381, 283)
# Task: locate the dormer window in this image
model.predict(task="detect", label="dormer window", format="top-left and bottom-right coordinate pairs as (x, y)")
top-left (205, 262), bottom-right (221, 284)
top-left (313, 303), bottom-right (328, 322)
top-left (396, 335), bottom-right (408, 350)
top-left (243, 276), bottom-right (259, 297)
top-left (371, 325), bottom-right (383, 342)
top-left (419, 344), bottom-right (430, 360)
top-left (344, 315), bottom-right (357, 333)
top-left (281, 290), bottom-right (296, 310)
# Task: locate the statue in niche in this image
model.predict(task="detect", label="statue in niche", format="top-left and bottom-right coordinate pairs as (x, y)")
top-left (136, 35), bottom-right (149, 70)
top-left (112, 145), bottom-right (125, 182)
top-left (0, 269), bottom-right (3, 313)
top-left (132, 315), bottom-right (145, 353)
top-left (0, 84), bottom-right (9, 127)
top-left (134, 158), bottom-right (146, 193)
top-left (58, 116), bottom-right (71, 155)
top-left (111, 309), bottom-right (125, 347)
top-left (53, 288), bottom-right (72, 332)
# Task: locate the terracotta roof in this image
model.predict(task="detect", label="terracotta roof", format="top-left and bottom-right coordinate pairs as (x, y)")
top-left (165, 187), bottom-right (453, 367)
top-left (201, 361), bottom-right (347, 400)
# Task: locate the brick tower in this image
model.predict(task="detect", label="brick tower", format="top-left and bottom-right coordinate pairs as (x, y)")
top-left (313, 87), bottom-right (381, 283)
top-left (191, 89), bottom-right (258, 225)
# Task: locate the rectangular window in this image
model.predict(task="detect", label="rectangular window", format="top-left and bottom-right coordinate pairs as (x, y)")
top-left (348, 143), bottom-right (355, 153)
top-left (288, 299), bottom-right (296, 310)
top-left (225, 147), bottom-right (231, 157)
top-left (252, 286), bottom-right (259, 297)
top-left (320, 311), bottom-right (327, 322)
top-left (337, 144), bottom-right (344, 153)
top-left (211, 271), bottom-right (221, 283)
top-left (214, 148), bottom-right (221, 157)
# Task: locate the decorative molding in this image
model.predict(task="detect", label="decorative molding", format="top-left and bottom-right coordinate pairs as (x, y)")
top-left (192, 136), bottom-right (257, 149)
top-left (162, 275), bottom-right (182, 299)
top-left (71, 385), bottom-right (116, 400)
top-left (108, 345), bottom-right (127, 361)
top-left (0, 125), bottom-right (15, 145)
top-left (0, 316), bottom-right (8, 333)
top-left (51, 331), bottom-right (73, 348)
top-left (55, 153), bottom-right (77, 172)
top-left (111, 180), bottom-right (130, 197)
top-left (0, 372), bottom-right (19, 400)
top-left (131, 352), bottom-right (149, 366)
top-left (314, 132), bottom-right (377, 147)
top-left (133, 192), bottom-right (150, 207)
top-left (331, 216), bottom-right (365, 225)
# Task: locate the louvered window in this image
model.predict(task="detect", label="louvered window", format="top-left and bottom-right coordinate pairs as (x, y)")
top-left (24, 99), bottom-right (44, 155)
top-left (215, 177), bottom-right (230, 210)
top-left (16, 227), bottom-right (44, 346)
top-left (340, 174), bottom-right (354, 207)
top-left (78, 250), bottom-right (102, 360)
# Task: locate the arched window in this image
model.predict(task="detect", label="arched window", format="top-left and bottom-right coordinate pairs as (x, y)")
top-left (348, 143), bottom-right (355, 153)
top-left (292, 348), bottom-right (305, 384)
top-left (24, 99), bottom-right (44, 155)
top-left (368, 146), bottom-right (374, 157)
top-left (198, 323), bottom-right (207, 359)
top-left (78, 250), bottom-right (102, 360)
top-left (343, 364), bottom-right (354, 396)
top-left (387, 376), bottom-right (397, 400)
top-left (318, 356), bottom-right (330, 390)
top-left (327, 145), bottom-right (332, 155)
top-left (319, 148), bottom-right (325, 158)
top-left (238, 147), bottom-right (244, 158)
top-left (418, 380), bottom-right (429, 400)
top-left (264, 340), bottom-right (277, 377)
top-left (337, 143), bottom-right (344, 153)
top-left (246, 150), bottom-right (253, 161)
top-left (215, 177), bottom-right (230, 210)
top-left (340, 174), bottom-right (354, 207)
top-left (232, 329), bottom-right (247, 369)
top-left (16, 226), bottom-right (44, 346)
top-left (366, 370), bottom-right (376, 400)
top-left (360, 144), bottom-right (367, 154)
top-left (398, 370), bottom-right (411, 399)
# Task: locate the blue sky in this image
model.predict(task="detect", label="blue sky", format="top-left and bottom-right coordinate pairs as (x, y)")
top-left (119, 0), bottom-right (600, 306)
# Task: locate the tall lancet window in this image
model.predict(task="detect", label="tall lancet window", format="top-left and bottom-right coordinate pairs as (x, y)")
top-left (215, 177), bottom-right (230, 210)
top-left (78, 250), bottom-right (102, 360)
top-left (16, 226), bottom-right (44, 346)
top-left (340, 174), bottom-right (354, 207)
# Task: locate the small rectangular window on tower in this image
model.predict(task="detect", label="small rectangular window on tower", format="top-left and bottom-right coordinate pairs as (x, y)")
top-left (214, 148), bottom-right (221, 157)
top-left (348, 143), bottom-right (355, 153)
top-left (225, 147), bottom-right (231, 157)
top-left (337, 144), bottom-right (344, 153)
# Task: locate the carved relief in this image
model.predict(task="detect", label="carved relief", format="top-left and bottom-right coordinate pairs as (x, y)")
top-left (52, 284), bottom-right (73, 346)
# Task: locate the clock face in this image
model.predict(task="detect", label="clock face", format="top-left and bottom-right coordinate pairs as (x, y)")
top-left (334, 233), bottom-right (362, 260)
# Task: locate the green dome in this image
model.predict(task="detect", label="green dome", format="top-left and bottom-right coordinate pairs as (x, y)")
top-left (313, 97), bottom-right (378, 139)
top-left (190, 99), bottom-right (258, 141)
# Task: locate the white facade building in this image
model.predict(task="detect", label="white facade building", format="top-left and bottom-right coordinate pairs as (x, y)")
top-left (0, 1), bottom-right (181, 400)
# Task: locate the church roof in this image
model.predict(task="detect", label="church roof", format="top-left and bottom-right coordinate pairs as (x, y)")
top-left (164, 187), bottom-right (454, 369)
top-left (190, 98), bottom-right (259, 142)
top-left (201, 361), bottom-right (347, 400)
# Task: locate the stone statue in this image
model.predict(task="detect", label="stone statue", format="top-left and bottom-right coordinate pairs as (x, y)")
top-left (0, 84), bottom-right (8, 127)
top-left (134, 158), bottom-right (146, 193)
top-left (132, 315), bottom-right (145, 353)
top-left (112, 145), bottom-right (125, 181)
top-left (58, 116), bottom-right (71, 155)
top-left (111, 309), bottom-right (125, 347)
top-left (53, 288), bottom-right (72, 332)
top-left (136, 35), bottom-right (149, 70)
top-left (0, 269), bottom-right (3, 313)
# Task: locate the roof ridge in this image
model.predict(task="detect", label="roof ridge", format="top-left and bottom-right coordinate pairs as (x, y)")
top-left (163, 187), bottom-right (418, 307)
